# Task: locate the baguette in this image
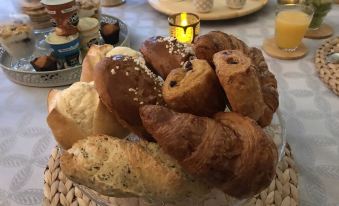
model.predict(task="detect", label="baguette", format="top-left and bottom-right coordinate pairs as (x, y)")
top-left (60, 135), bottom-right (210, 203)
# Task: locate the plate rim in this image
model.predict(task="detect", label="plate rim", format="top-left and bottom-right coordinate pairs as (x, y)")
top-left (147, 0), bottom-right (268, 21)
top-left (0, 14), bottom-right (130, 75)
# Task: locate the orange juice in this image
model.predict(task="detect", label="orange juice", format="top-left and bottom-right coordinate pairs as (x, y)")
top-left (275, 10), bottom-right (311, 50)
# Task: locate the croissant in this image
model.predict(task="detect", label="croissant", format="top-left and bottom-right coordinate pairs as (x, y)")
top-left (193, 31), bottom-right (250, 65)
top-left (140, 105), bottom-right (278, 198)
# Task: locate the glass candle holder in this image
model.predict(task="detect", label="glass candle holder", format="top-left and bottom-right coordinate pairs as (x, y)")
top-left (168, 12), bottom-right (200, 44)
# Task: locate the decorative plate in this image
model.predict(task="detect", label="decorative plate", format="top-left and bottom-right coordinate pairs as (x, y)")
top-left (147, 0), bottom-right (268, 21)
top-left (0, 14), bottom-right (130, 88)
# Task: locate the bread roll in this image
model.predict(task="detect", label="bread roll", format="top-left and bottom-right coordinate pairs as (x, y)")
top-left (213, 50), bottom-right (266, 122)
top-left (60, 135), bottom-right (210, 202)
top-left (81, 44), bottom-right (114, 82)
top-left (47, 82), bottom-right (128, 149)
top-left (140, 36), bottom-right (194, 79)
top-left (163, 59), bottom-right (226, 117)
top-left (94, 55), bottom-right (165, 141)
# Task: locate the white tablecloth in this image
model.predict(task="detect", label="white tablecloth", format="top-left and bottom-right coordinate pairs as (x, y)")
top-left (0, 0), bottom-right (338, 205)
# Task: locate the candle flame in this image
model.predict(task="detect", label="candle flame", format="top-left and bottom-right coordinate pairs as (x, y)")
top-left (180, 12), bottom-right (188, 26)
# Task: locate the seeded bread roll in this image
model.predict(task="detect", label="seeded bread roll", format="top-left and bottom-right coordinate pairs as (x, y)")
top-left (163, 59), bottom-right (226, 117)
top-left (47, 82), bottom-right (128, 149)
top-left (140, 36), bottom-right (195, 79)
top-left (94, 55), bottom-right (165, 141)
top-left (60, 135), bottom-right (210, 202)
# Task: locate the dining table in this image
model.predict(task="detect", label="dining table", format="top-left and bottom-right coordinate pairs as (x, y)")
top-left (0, 0), bottom-right (338, 205)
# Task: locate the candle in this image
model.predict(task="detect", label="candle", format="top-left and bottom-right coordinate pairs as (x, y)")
top-left (168, 12), bottom-right (200, 44)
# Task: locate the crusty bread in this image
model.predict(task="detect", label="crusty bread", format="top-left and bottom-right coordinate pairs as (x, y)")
top-left (140, 36), bottom-right (195, 79)
top-left (94, 55), bottom-right (165, 141)
top-left (60, 135), bottom-right (210, 203)
top-left (81, 44), bottom-right (114, 82)
top-left (47, 82), bottom-right (128, 149)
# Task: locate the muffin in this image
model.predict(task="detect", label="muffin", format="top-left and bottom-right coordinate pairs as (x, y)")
top-left (100, 21), bottom-right (120, 45)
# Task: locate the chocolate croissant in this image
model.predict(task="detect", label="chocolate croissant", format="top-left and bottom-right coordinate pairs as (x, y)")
top-left (248, 47), bottom-right (279, 126)
top-left (140, 36), bottom-right (194, 79)
top-left (193, 31), bottom-right (250, 65)
top-left (140, 105), bottom-right (278, 199)
top-left (214, 50), bottom-right (267, 122)
top-left (162, 59), bottom-right (226, 117)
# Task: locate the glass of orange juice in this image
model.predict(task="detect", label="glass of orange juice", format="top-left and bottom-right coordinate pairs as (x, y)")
top-left (275, 4), bottom-right (314, 52)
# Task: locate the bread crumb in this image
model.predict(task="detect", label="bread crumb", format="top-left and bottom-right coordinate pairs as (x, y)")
top-left (111, 69), bottom-right (116, 75)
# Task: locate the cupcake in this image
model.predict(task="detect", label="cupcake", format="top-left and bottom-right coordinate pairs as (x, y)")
top-left (100, 21), bottom-right (120, 45)
top-left (0, 23), bottom-right (35, 58)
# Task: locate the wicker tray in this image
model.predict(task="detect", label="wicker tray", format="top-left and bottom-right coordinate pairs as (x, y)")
top-left (42, 144), bottom-right (298, 206)
top-left (315, 36), bottom-right (339, 96)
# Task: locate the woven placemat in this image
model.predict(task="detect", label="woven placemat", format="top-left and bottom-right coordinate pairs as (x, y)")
top-left (315, 36), bottom-right (339, 96)
top-left (43, 144), bottom-right (298, 206)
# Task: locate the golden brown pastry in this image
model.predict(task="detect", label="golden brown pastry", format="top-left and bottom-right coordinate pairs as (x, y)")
top-left (47, 82), bottom-right (128, 149)
top-left (140, 105), bottom-right (278, 199)
top-left (213, 50), bottom-right (266, 122)
top-left (81, 44), bottom-right (113, 82)
top-left (140, 36), bottom-right (195, 79)
top-left (162, 59), bottom-right (226, 117)
top-left (94, 55), bottom-right (165, 141)
top-left (60, 135), bottom-right (210, 202)
top-left (193, 31), bottom-right (250, 65)
top-left (248, 47), bottom-right (279, 126)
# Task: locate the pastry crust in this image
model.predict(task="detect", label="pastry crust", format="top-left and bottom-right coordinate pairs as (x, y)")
top-left (248, 47), bottom-right (279, 126)
top-left (60, 135), bottom-right (210, 202)
top-left (140, 36), bottom-right (194, 79)
top-left (81, 44), bottom-right (114, 82)
top-left (94, 55), bottom-right (165, 140)
top-left (47, 82), bottom-right (128, 149)
top-left (213, 50), bottom-right (266, 122)
top-left (193, 31), bottom-right (250, 65)
top-left (140, 105), bottom-right (278, 199)
top-left (162, 59), bottom-right (226, 117)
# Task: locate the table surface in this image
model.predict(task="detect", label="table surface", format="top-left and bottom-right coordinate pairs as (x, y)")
top-left (0, 1), bottom-right (338, 206)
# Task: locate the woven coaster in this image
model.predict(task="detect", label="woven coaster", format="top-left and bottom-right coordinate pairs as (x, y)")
top-left (305, 23), bottom-right (334, 39)
top-left (315, 36), bottom-right (339, 96)
top-left (43, 144), bottom-right (298, 206)
top-left (263, 37), bottom-right (308, 60)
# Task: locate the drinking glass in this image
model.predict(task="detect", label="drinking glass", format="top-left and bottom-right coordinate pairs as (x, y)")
top-left (274, 4), bottom-right (314, 52)
top-left (303, 0), bottom-right (332, 30)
